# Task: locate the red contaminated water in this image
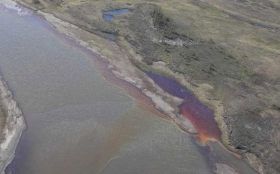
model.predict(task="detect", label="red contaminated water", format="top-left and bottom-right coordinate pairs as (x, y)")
top-left (146, 72), bottom-right (222, 144)
top-left (180, 103), bottom-right (220, 143)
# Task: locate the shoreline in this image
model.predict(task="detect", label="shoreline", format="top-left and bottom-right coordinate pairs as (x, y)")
top-left (0, 76), bottom-right (26, 174)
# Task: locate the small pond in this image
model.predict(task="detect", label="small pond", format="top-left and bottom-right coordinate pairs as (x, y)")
top-left (103, 8), bottom-right (131, 21)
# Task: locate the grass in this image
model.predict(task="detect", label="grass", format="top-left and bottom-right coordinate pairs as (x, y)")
top-left (0, 103), bottom-right (8, 142)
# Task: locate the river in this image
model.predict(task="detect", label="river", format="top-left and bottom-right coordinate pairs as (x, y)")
top-left (0, 2), bottom-right (258, 174)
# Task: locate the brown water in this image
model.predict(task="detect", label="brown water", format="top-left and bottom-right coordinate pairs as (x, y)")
top-left (0, 2), bottom-right (258, 174)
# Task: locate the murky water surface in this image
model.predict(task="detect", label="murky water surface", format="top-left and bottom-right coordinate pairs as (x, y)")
top-left (146, 72), bottom-right (221, 142)
top-left (0, 4), bottom-right (216, 174)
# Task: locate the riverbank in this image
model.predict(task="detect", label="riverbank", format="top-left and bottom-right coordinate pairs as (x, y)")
top-left (0, 75), bottom-right (25, 174)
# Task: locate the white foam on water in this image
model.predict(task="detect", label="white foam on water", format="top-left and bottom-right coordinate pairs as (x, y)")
top-left (0, 0), bottom-right (30, 16)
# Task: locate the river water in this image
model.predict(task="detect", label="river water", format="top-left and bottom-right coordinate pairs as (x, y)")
top-left (0, 2), bottom-right (258, 174)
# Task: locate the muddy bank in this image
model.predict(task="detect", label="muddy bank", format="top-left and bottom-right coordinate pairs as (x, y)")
top-left (0, 76), bottom-right (25, 174)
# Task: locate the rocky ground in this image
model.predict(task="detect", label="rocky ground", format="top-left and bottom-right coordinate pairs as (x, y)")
top-left (13, 0), bottom-right (280, 173)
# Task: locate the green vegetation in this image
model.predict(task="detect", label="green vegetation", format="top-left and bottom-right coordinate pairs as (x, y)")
top-left (0, 102), bottom-right (8, 143)
top-left (129, 5), bottom-right (252, 87)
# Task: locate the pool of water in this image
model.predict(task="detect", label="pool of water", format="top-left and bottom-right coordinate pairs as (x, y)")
top-left (103, 8), bottom-right (131, 21)
top-left (129, 40), bottom-right (135, 46)
top-left (146, 72), bottom-right (221, 142)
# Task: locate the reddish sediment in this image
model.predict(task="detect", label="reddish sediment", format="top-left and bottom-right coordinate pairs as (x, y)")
top-left (180, 104), bottom-right (219, 143)
top-left (146, 72), bottom-right (222, 144)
